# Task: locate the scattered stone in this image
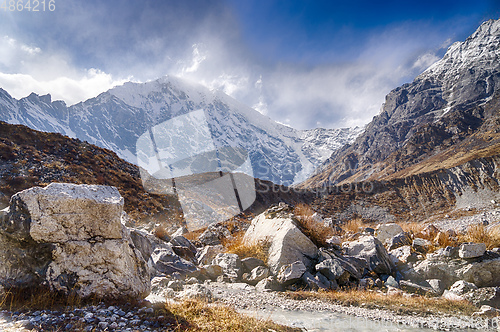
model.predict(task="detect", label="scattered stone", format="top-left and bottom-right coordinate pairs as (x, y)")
top-left (427, 279), bottom-right (445, 295)
top-left (375, 223), bottom-right (403, 244)
top-left (413, 256), bottom-right (500, 289)
top-left (344, 236), bottom-right (393, 274)
top-left (449, 280), bottom-right (478, 295)
top-left (212, 253), bottom-right (242, 279)
top-left (399, 280), bottom-right (437, 296)
top-left (196, 245), bottom-right (224, 266)
top-left (472, 305), bottom-right (500, 317)
top-left (458, 243), bottom-right (486, 259)
top-left (384, 276), bottom-right (399, 288)
top-left (315, 259), bottom-right (344, 280)
top-left (255, 276), bottom-right (282, 292)
top-left (464, 287), bottom-right (500, 309)
top-left (241, 257), bottom-right (265, 273)
top-left (176, 284), bottom-right (213, 302)
top-left (412, 238), bottom-right (432, 253)
top-left (277, 261), bottom-right (307, 285)
top-left (244, 266), bottom-right (269, 285)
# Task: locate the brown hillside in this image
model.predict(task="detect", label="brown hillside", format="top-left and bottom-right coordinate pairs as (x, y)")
top-left (0, 121), bottom-right (183, 225)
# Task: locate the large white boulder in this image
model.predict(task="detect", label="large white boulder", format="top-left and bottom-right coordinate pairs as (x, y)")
top-left (0, 183), bottom-right (150, 299)
top-left (243, 213), bottom-right (318, 274)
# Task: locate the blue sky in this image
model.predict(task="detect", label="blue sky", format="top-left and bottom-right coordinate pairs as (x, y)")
top-left (0, 0), bottom-right (499, 129)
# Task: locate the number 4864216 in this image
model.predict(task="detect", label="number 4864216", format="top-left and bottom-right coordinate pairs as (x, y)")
top-left (1, 0), bottom-right (55, 11)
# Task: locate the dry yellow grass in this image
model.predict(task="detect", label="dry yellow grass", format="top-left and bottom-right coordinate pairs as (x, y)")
top-left (224, 232), bottom-right (270, 264)
top-left (287, 289), bottom-right (477, 316)
top-left (293, 203), bottom-right (334, 247)
top-left (343, 217), bottom-right (364, 234)
top-left (460, 224), bottom-right (500, 250)
top-left (167, 300), bottom-right (300, 332)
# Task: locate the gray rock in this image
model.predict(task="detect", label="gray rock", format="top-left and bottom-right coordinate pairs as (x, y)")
top-left (0, 184), bottom-right (150, 299)
top-left (427, 279), bottom-right (445, 295)
top-left (243, 213), bottom-right (318, 274)
top-left (198, 224), bottom-right (232, 246)
top-left (315, 259), bottom-right (344, 280)
top-left (413, 256), bottom-right (500, 289)
top-left (277, 261), bottom-right (306, 285)
top-left (472, 305), bottom-right (500, 317)
top-left (196, 245), bottom-right (224, 266)
top-left (244, 266), bottom-right (270, 285)
top-left (387, 232), bottom-right (411, 250)
top-left (203, 264), bottom-right (224, 280)
top-left (212, 253), bottom-right (242, 279)
top-left (399, 280), bottom-right (438, 296)
top-left (375, 223), bottom-right (403, 244)
top-left (151, 247), bottom-right (199, 277)
top-left (459, 243), bottom-right (486, 259)
top-left (176, 284), bottom-right (213, 302)
top-left (344, 235), bottom-right (393, 274)
top-left (464, 287), bottom-right (500, 309)
top-left (302, 271), bottom-right (329, 291)
top-left (171, 227), bottom-right (189, 238)
top-left (255, 276), bottom-right (283, 292)
top-left (449, 280), bottom-right (478, 295)
top-left (384, 276), bottom-right (399, 288)
top-left (412, 238), bottom-right (432, 253)
top-left (241, 257), bottom-right (265, 273)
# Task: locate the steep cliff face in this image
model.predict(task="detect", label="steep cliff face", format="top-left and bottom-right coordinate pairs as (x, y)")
top-left (310, 154), bottom-right (500, 223)
top-left (303, 19), bottom-right (500, 189)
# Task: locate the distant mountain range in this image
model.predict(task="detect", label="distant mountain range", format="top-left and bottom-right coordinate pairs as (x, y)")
top-left (0, 77), bottom-right (362, 186)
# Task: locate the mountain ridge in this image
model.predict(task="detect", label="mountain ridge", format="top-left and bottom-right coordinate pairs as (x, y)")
top-left (0, 76), bottom-right (362, 186)
top-left (302, 18), bottom-right (500, 188)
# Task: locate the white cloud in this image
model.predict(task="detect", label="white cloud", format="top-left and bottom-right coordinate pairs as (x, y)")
top-left (0, 69), bottom-right (127, 104)
top-left (412, 52), bottom-right (440, 71)
top-left (0, 35), bottom-right (126, 104)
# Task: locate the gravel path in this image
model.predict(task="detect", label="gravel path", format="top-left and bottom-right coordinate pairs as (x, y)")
top-left (206, 282), bottom-right (499, 331)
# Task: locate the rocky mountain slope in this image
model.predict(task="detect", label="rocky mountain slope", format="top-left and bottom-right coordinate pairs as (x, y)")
top-left (0, 77), bottom-right (362, 186)
top-left (0, 120), bottom-right (182, 224)
top-left (303, 19), bottom-right (500, 188)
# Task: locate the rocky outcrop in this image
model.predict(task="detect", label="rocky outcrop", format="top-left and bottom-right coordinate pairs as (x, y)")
top-left (243, 207), bottom-right (318, 274)
top-left (0, 183), bottom-right (150, 299)
top-left (410, 253), bottom-right (500, 289)
top-left (344, 236), bottom-right (394, 274)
